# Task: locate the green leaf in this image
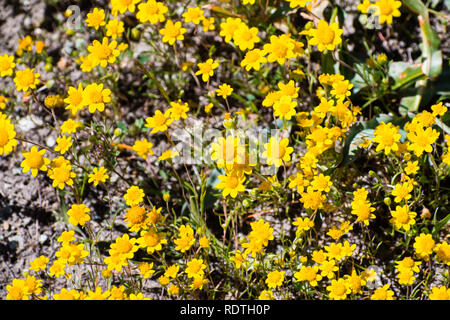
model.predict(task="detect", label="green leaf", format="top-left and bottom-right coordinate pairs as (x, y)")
top-left (422, 50), bottom-right (442, 79)
top-left (432, 213), bottom-right (450, 237)
top-left (116, 121), bottom-right (128, 132)
top-left (389, 62), bottom-right (425, 90)
top-left (402, 0), bottom-right (428, 16)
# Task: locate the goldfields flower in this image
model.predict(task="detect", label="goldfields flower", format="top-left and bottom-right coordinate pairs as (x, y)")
top-left (215, 172), bottom-right (246, 198)
top-left (137, 262), bottom-right (155, 279)
top-left (132, 138), bottom-right (154, 159)
top-left (262, 91), bottom-right (282, 107)
top-left (106, 19), bottom-right (125, 39)
top-left (159, 20), bottom-right (186, 45)
top-left (60, 119), bottom-right (82, 134)
top-left (300, 186), bottom-right (325, 210)
top-left (210, 135), bottom-right (245, 170)
top-left (165, 264), bottom-right (180, 279)
top-left (111, 0), bottom-right (141, 16)
top-left (168, 100), bottom-right (189, 120)
top-left (395, 256), bottom-right (421, 274)
top-left (85, 287), bottom-right (110, 300)
top-left (370, 284), bottom-right (395, 300)
top-left (406, 125), bottom-right (440, 157)
top-left (307, 20), bottom-right (343, 52)
top-left (136, 0), bottom-right (168, 24)
top-left (48, 259), bottom-right (66, 278)
top-left (413, 233), bottom-right (435, 260)
top-left (109, 234), bottom-right (139, 259)
top-left (53, 288), bottom-right (81, 300)
top-left (265, 270), bottom-right (285, 289)
top-left (292, 217), bottom-right (314, 234)
top-left (263, 34), bottom-right (296, 65)
top-left (373, 121), bottom-right (401, 155)
top-left (431, 102), bottom-right (447, 117)
top-left (202, 17), bottom-right (215, 32)
top-left (123, 206), bottom-right (148, 231)
top-left (54, 135), bottom-right (72, 154)
top-left (0, 96), bottom-right (8, 109)
top-left (404, 160), bottom-right (419, 175)
top-left (29, 255), bottom-right (49, 272)
top-left (57, 230), bottom-right (75, 245)
top-left (391, 181), bottom-right (413, 203)
top-left (182, 7), bottom-right (204, 25)
top-left (258, 290), bottom-right (274, 300)
top-left (145, 110), bottom-right (173, 133)
top-left (374, 0), bottom-right (402, 25)
top-left (327, 278), bottom-right (351, 300)
top-left (314, 98), bottom-right (334, 118)
top-left (240, 48), bottom-right (267, 71)
top-left (87, 37), bottom-right (121, 68)
top-left (288, 172), bottom-right (309, 194)
top-left (233, 23), bottom-right (260, 51)
top-left (344, 270), bottom-right (366, 294)
top-left (434, 242), bottom-right (450, 266)
top-left (330, 79), bottom-right (353, 99)
top-left (17, 36), bottom-right (33, 55)
top-left (311, 173), bottom-right (332, 192)
top-left (196, 59), bottom-right (219, 82)
top-left (216, 83), bottom-right (233, 99)
top-left (185, 258), bottom-right (207, 278)
top-left (137, 228), bottom-right (167, 254)
top-left (390, 205), bottom-right (417, 231)
top-left (263, 137), bottom-right (293, 167)
top-left (230, 250), bottom-right (246, 269)
top-left (88, 166), bottom-right (109, 186)
top-left (0, 53), bottom-right (15, 77)
top-left (83, 83), bottom-right (111, 113)
top-left (294, 265), bottom-right (322, 287)
top-left (220, 17), bottom-right (243, 43)
top-left (67, 204), bottom-right (91, 227)
top-left (124, 186), bottom-right (145, 206)
top-left (429, 286), bottom-right (450, 300)
top-left (190, 275), bottom-right (209, 290)
top-left (0, 115), bottom-right (18, 156)
top-left (85, 8), bottom-right (106, 30)
top-left (14, 68), bottom-right (40, 92)
top-left (286, 0), bottom-right (308, 8)
top-left (351, 198), bottom-right (375, 225)
top-left (21, 147), bottom-right (50, 177)
top-left (273, 96), bottom-right (297, 120)
top-left (174, 224), bottom-right (195, 252)
top-left (158, 149), bottom-right (179, 161)
top-left (6, 279), bottom-right (30, 300)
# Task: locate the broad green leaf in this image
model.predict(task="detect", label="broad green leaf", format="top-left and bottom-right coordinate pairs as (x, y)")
top-left (389, 62), bottom-right (425, 90)
top-left (402, 0), bottom-right (428, 16)
top-left (432, 213), bottom-right (450, 237)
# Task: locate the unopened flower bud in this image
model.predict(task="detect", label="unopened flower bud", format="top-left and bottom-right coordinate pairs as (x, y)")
top-left (421, 207), bottom-right (431, 219)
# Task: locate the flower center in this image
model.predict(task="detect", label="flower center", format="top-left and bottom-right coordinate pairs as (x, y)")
top-left (127, 207), bottom-right (146, 224)
top-left (226, 176), bottom-right (239, 189)
top-left (317, 27), bottom-right (335, 45)
top-left (0, 127), bottom-right (9, 147)
top-left (0, 57), bottom-right (11, 72)
top-left (278, 101), bottom-right (291, 115)
top-left (27, 151), bottom-right (44, 168)
top-left (55, 166), bottom-right (70, 182)
top-left (334, 283), bottom-right (346, 296)
top-left (116, 239), bottom-right (132, 254)
top-left (20, 71), bottom-right (35, 86)
top-left (396, 211), bottom-right (410, 224)
top-left (153, 113), bottom-right (167, 127)
top-left (90, 90), bottom-right (103, 104)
